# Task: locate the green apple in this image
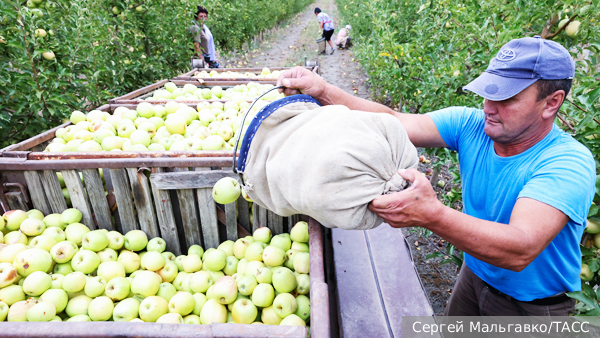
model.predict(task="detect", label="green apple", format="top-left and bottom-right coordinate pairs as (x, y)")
top-left (106, 231), bottom-right (124, 250)
top-left (273, 293), bottom-right (297, 319)
top-left (82, 230), bottom-right (109, 252)
top-left (237, 275), bottom-right (258, 296)
top-left (8, 300), bottom-right (38, 322)
top-left (71, 250), bottom-right (100, 274)
top-left (256, 267), bottom-right (273, 284)
top-left (182, 254), bottom-right (202, 273)
top-left (279, 313), bottom-right (305, 326)
top-left (216, 240), bottom-right (234, 256)
top-left (39, 289), bottom-right (68, 313)
top-left (253, 227), bottom-right (272, 244)
top-left (212, 178), bottom-right (241, 204)
top-left (191, 293), bottom-right (207, 316)
top-left (105, 277), bottom-right (130, 301)
top-left (0, 263), bottom-right (19, 287)
top-left (172, 271), bottom-right (189, 291)
top-left (65, 139), bottom-right (85, 152)
top-left (84, 276), bottom-right (106, 298)
top-left (137, 102), bottom-right (154, 118)
top-left (112, 297), bottom-right (140, 321)
top-left (64, 222), bottom-right (90, 246)
top-left (244, 260), bottom-right (265, 277)
top-left (14, 248), bottom-right (52, 277)
top-left (43, 213), bottom-right (63, 229)
top-left (29, 235), bottom-right (57, 252)
top-left (581, 263), bottom-right (594, 281)
top-left (131, 271), bottom-right (161, 298)
top-left (223, 256), bottom-right (239, 276)
top-left (97, 261), bottom-right (125, 281)
top-left (263, 245), bottom-right (286, 267)
top-left (233, 238), bottom-right (251, 259)
top-left (92, 129), bottom-right (115, 144)
top-left (157, 261), bottom-right (178, 283)
top-left (117, 124), bottom-right (135, 138)
top-left (245, 242), bottom-right (267, 262)
top-left (0, 243), bottom-right (27, 264)
top-left (175, 255), bottom-right (186, 271)
top-left (212, 276), bottom-right (238, 304)
top-left (65, 295), bottom-right (92, 317)
top-left (203, 249), bottom-right (227, 271)
top-left (147, 237), bottom-right (166, 253)
top-left (66, 314), bottom-right (91, 322)
top-left (0, 285), bottom-right (25, 305)
top-left (251, 283), bottom-right (275, 307)
top-left (184, 314), bottom-right (201, 324)
top-left (200, 299), bottom-right (227, 324)
top-left (168, 291), bottom-right (195, 315)
top-left (70, 111), bottom-right (87, 124)
top-left (261, 305), bottom-right (282, 325)
top-left (42, 227), bottom-right (65, 243)
top-left (157, 312), bottom-right (183, 323)
top-left (88, 296), bottom-right (114, 321)
top-left (77, 140), bottom-right (103, 151)
top-left (231, 298), bottom-right (257, 324)
top-left (188, 244), bottom-right (204, 257)
top-left (291, 242), bottom-right (309, 253)
top-left (285, 249), bottom-right (299, 270)
top-left (189, 271), bottom-right (213, 293)
top-left (53, 263), bottom-right (73, 276)
top-left (156, 282), bottom-right (177, 302)
top-left (296, 274), bottom-right (310, 295)
top-left (290, 221), bottom-right (309, 242)
top-left (4, 231), bottom-right (27, 245)
top-left (4, 210), bottom-right (28, 231)
top-left (26, 209), bottom-right (44, 221)
top-left (162, 251), bottom-right (176, 262)
top-left (237, 258), bottom-right (248, 275)
top-left (101, 136), bottom-right (123, 151)
top-left (62, 271), bottom-right (86, 293)
top-left (165, 114), bottom-right (186, 135)
top-left (293, 252), bottom-right (310, 274)
top-left (124, 230), bottom-right (148, 251)
top-left (272, 267), bottom-right (297, 293)
top-left (139, 296), bottom-right (169, 322)
top-left (270, 235), bottom-right (291, 252)
top-left (201, 135), bottom-right (224, 150)
top-left (141, 251), bottom-right (166, 271)
top-left (27, 301), bottom-right (56, 322)
top-left (181, 273), bottom-right (193, 293)
top-left (23, 271), bottom-right (52, 296)
top-left (164, 82), bottom-right (177, 93)
top-left (50, 273), bottom-right (64, 289)
top-left (97, 248), bottom-right (118, 262)
top-left (51, 241), bottom-right (77, 263)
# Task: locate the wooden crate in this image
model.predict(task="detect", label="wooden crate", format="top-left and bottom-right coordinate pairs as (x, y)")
top-left (173, 67), bottom-right (316, 82)
top-left (0, 124), bottom-right (331, 337)
top-left (109, 79), bottom-right (278, 106)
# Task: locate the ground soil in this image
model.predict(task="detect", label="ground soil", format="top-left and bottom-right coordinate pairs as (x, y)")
top-left (221, 0), bottom-right (460, 316)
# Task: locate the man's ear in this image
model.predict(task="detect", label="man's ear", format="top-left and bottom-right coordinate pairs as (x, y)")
top-left (542, 90), bottom-right (565, 119)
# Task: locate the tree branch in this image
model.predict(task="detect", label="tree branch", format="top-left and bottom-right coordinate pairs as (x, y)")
top-left (546, 15), bottom-right (579, 40)
top-left (557, 113), bottom-right (576, 132)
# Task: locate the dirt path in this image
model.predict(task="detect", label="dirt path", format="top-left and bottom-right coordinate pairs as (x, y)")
top-left (222, 0), bottom-right (456, 316)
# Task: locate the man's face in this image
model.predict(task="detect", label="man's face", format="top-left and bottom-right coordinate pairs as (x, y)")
top-left (197, 12), bottom-right (207, 22)
top-left (482, 83), bottom-right (547, 144)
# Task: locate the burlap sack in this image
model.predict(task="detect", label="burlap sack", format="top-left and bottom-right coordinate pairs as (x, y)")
top-left (236, 95), bottom-right (419, 230)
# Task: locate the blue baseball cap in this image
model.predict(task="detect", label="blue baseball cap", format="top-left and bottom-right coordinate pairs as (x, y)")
top-left (463, 36), bottom-right (575, 101)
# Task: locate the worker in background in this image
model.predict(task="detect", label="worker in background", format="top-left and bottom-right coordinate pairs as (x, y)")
top-left (315, 8), bottom-right (335, 55)
top-left (335, 25), bottom-right (352, 49)
top-left (189, 5), bottom-right (219, 68)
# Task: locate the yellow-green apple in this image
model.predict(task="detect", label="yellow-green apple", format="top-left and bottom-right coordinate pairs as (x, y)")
top-left (189, 271), bottom-right (213, 294)
top-left (84, 276), bottom-right (106, 298)
top-left (182, 254), bottom-right (202, 273)
top-left (285, 249), bottom-right (299, 270)
top-left (174, 255), bottom-right (186, 272)
top-left (223, 256), bottom-right (239, 276)
top-left (291, 242), bottom-right (309, 253)
top-left (4, 231), bottom-right (27, 245)
top-left (203, 249), bottom-right (227, 271)
top-left (50, 241), bottom-right (77, 263)
top-left (270, 235), bottom-right (292, 251)
top-left (50, 273), bottom-right (64, 289)
top-left (157, 261), bottom-right (178, 283)
top-left (0, 243), bottom-right (27, 264)
top-left (0, 263), bottom-right (18, 287)
top-left (168, 291), bottom-right (195, 315)
top-left (136, 102), bottom-right (154, 118)
top-left (156, 282), bottom-right (177, 302)
top-left (105, 277), bottom-right (130, 301)
top-left (22, 271), bottom-right (51, 296)
top-left (88, 296), bottom-right (113, 321)
top-left (42, 227), bottom-right (65, 242)
top-left (29, 236), bottom-right (57, 252)
top-left (139, 296), bottom-right (169, 322)
top-left (165, 114), bottom-right (186, 135)
top-left (251, 283), bottom-right (275, 307)
top-left (27, 301), bottom-right (56, 322)
top-left (212, 177), bottom-right (241, 204)
top-left (86, 110), bottom-right (105, 121)
top-left (233, 239), bottom-right (251, 259)
top-left (26, 209), bottom-right (44, 221)
top-left (273, 292), bottom-right (297, 319)
top-left (253, 227), bottom-right (272, 244)
top-left (290, 221), bottom-right (309, 243)
top-left (4, 210), bottom-right (28, 231)
top-left (217, 240), bottom-right (234, 256)
top-left (13, 248), bottom-right (52, 277)
top-left (70, 111), bottom-right (87, 124)
top-left (256, 267), bottom-right (273, 284)
top-left (65, 295), bottom-right (92, 317)
top-left (581, 263), bottom-right (593, 281)
top-left (237, 275), bottom-right (257, 296)
top-left (82, 230), bottom-right (108, 252)
top-left (53, 263), bottom-right (72, 276)
top-left (272, 267), bottom-right (297, 293)
top-left (245, 242), bottom-right (267, 262)
top-left (98, 248), bottom-right (118, 262)
top-left (39, 289), bottom-right (68, 313)
top-left (236, 258), bottom-right (248, 275)
top-left (71, 249), bottom-right (100, 274)
top-left (65, 139), bottom-right (84, 151)
top-left (244, 260), bottom-right (265, 277)
top-left (132, 271), bottom-right (161, 298)
top-left (0, 285), bottom-right (25, 305)
top-left (200, 299), bottom-right (227, 324)
top-left (261, 305), bottom-right (282, 325)
top-left (62, 272), bottom-right (86, 293)
top-left (124, 230), bottom-right (148, 251)
top-left (106, 231), bottom-right (124, 250)
top-left (97, 261), bottom-right (125, 282)
top-left (66, 314), bottom-right (91, 322)
top-left (263, 245), bottom-right (286, 267)
top-left (293, 252), bottom-right (310, 274)
top-left (172, 271), bottom-right (189, 291)
top-left (64, 223), bottom-right (90, 246)
top-left (61, 208), bottom-right (83, 225)
top-left (141, 251), bottom-right (166, 271)
top-left (231, 298), bottom-right (257, 324)
top-left (296, 274), bottom-right (310, 295)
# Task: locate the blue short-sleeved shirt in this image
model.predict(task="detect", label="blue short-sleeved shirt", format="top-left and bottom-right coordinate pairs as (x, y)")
top-left (428, 107), bottom-right (596, 301)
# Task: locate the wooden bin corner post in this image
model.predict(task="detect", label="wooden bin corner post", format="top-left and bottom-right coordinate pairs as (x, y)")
top-left (150, 168), bottom-right (182, 256)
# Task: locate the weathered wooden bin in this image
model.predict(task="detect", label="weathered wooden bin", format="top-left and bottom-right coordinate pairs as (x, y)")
top-left (173, 66), bottom-right (318, 82)
top-left (109, 79), bottom-right (278, 106)
top-left (0, 105), bottom-right (331, 337)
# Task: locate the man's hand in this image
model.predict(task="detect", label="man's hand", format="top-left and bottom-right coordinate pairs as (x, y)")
top-left (277, 66), bottom-right (329, 100)
top-left (368, 168), bottom-right (445, 228)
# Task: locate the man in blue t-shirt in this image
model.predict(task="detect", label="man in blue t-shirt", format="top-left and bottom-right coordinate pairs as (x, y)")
top-left (276, 36), bottom-right (596, 315)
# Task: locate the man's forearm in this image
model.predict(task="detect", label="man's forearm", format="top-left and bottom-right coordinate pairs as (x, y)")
top-left (320, 83), bottom-right (395, 114)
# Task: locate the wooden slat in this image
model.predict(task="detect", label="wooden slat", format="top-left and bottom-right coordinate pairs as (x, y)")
top-left (172, 168), bottom-right (202, 249)
top-left (23, 171), bottom-right (51, 214)
top-left (150, 168), bottom-right (181, 255)
top-left (196, 187), bottom-right (219, 249)
top-left (216, 205), bottom-right (251, 239)
top-left (224, 202), bottom-right (237, 241)
top-left (110, 80), bottom-right (169, 102)
top-left (332, 229), bottom-right (392, 338)
top-left (253, 204), bottom-right (267, 231)
top-left (236, 196), bottom-right (250, 234)
top-left (109, 168), bottom-right (138, 233)
top-left (267, 210), bottom-right (283, 235)
top-left (82, 169), bottom-right (114, 231)
top-left (6, 192), bottom-right (28, 211)
top-left (40, 170), bottom-right (68, 213)
top-left (62, 170), bottom-right (95, 229)
top-left (150, 170), bottom-right (237, 190)
top-left (126, 168), bottom-right (160, 238)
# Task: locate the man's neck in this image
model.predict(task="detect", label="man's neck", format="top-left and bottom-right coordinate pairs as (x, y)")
top-left (493, 123), bottom-right (553, 157)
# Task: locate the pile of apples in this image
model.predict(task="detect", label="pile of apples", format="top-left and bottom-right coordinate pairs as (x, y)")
top-left (0, 207), bottom-right (311, 325)
top-left (44, 97), bottom-right (267, 152)
top-left (193, 68), bottom-right (281, 80)
top-left (148, 81), bottom-right (284, 102)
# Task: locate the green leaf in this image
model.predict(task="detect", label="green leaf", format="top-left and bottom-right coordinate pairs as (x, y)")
top-left (568, 290), bottom-right (600, 316)
top-left (589, 259), bottom-right (600, 273)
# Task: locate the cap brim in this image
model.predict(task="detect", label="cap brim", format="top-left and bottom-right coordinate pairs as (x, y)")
top-left (463, 71), bottom-right (538, 101)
